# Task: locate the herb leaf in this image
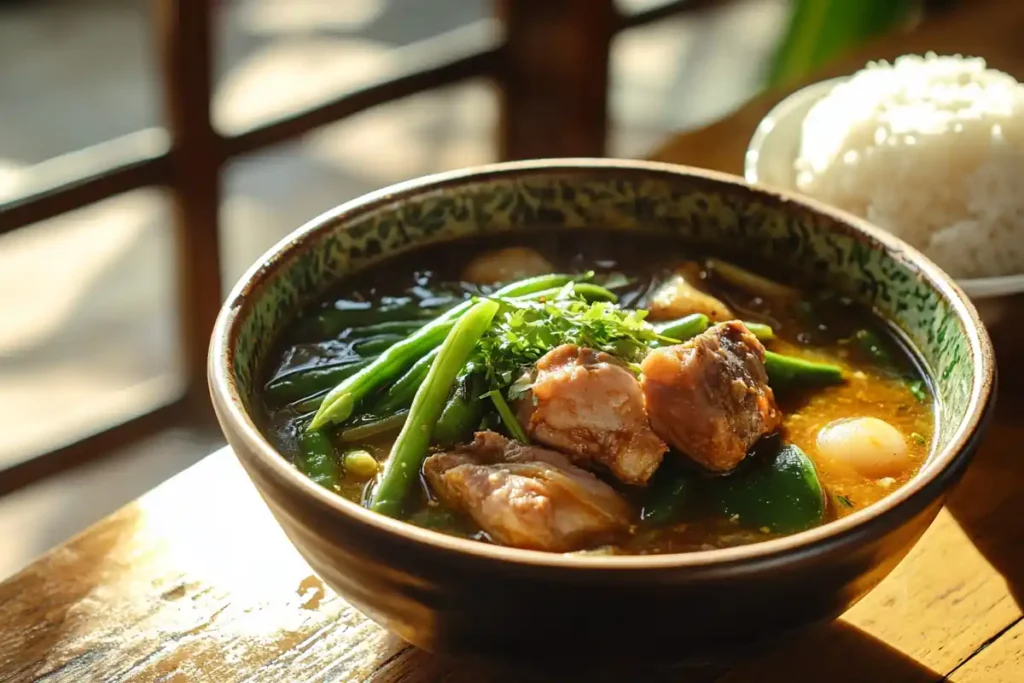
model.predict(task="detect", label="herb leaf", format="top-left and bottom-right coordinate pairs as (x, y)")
top-left (835, 494), bottom-right (855, 508)
top-left (473, 284), bottom-right (665, 394)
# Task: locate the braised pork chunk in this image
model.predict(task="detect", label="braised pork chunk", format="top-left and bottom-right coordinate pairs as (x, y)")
top-left (641, 322), bottom-right (781, 472)
top-left (423, 432), bottom-right (632, 552)
top-left (516, 345), bottom-right (667, 485)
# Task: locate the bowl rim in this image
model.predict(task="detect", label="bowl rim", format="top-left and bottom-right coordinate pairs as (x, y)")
top-left (208, 157), bottom-right (996, 570)
top-left (744, 76), bottom-right (1024, 299)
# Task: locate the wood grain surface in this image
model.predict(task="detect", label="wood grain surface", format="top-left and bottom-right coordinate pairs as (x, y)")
top-left (4, 1), bottom-right (1024, 680)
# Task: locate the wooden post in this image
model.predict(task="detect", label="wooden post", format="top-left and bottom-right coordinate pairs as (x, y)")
top-left (155, 0), bottom-right (224, 417)
top-left (496, 0), bottom-right (616, 160)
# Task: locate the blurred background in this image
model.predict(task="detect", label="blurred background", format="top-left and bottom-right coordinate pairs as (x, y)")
top-left (0, 0), bottom-right (942, 578)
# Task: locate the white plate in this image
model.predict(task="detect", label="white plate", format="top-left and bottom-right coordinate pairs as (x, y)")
top-left (744, 78), bottom-right (1024, 315)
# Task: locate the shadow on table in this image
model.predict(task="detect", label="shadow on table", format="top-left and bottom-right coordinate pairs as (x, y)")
top-left (367, 621), bottom-right (940, 682)
top-left (944, 374), bottom-right (1024, 612)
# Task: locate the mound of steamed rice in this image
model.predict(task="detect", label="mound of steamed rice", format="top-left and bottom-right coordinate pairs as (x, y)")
top-left (794, 53), bottom-right (1024, 279)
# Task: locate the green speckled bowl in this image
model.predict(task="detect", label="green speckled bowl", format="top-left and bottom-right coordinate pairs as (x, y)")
top-left (209, 159), bottom-right (995, 669)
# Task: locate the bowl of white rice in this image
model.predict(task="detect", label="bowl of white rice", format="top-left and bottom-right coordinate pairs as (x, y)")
top-left (745, 53), bottom-right (1024, 323)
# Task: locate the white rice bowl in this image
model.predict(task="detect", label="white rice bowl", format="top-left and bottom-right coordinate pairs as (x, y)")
top-left (794, 53), bottom-right (1024, 280)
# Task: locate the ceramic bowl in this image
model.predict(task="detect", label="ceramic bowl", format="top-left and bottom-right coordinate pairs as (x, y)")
top-left (745, 77), bottom-right (1024, 328)
top-left (208, 159), bottom-right (995, 669)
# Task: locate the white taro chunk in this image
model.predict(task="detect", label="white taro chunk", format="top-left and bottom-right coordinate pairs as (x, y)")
top-left (816, 417), bottom-right (911, 479)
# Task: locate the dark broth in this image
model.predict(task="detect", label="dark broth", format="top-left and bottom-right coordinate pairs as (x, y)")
top-left (258, 231), bottom-right (935, 554)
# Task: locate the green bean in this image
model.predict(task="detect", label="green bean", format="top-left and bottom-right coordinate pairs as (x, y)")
top-left (374, 349), bottom-right (439, 413)
top-left (309, 274), bottom-right (576, 430)
top-left (339, 410), bottom-right (409, 442)
top-left (764, 350), bottom-right (844, 389)
top-left (433, 376), bottom-right (486, 446)
top-left (653, 314), bottom-right (710, 344)
top-left (291, 389), bottom-right (329, 414)
top-left (652, 315), bottom-right (773, 346)
top-left (559, 283), bottom-right (618, 303)
top-left (265, 358), bottom-right (372, 404)
top-left (296, 301), bottom-right (441, 339)
top-left (371, 299), bottom-right (500, 517)
top-left (351, 334), bottom-right (404, 356)
top-left (743, 322), bottom-right (775, 341)
top-left (298, 429), bottom-right (341, 489)
top-left (346, 320), bottom-right (426, 339)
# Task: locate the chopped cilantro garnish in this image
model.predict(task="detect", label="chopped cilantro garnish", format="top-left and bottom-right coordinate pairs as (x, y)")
top-left (471, 283), bottom-right (665, 395)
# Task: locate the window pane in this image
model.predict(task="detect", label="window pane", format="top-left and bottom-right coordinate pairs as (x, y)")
top-left (221, 79), bottom-right (497, 287)
top-left (214, 0), bottom-right (491, 135)
top-left (0, 0), bottom-right (159, 165)
top-left (0, 189), bottom-right (181, 467)
top-left (610, 0), bottom-right (788, 157)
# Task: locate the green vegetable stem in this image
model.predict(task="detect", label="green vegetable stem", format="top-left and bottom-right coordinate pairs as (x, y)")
top-left (764, 351), bottom-right (844, 390)
top-left (370, 299), bottom-right (501, 517)
top-left (298, 429), bottom-right (341, 489)
top-left (434, 375), bottom-right (487, 446)
top-left (309, 274), bottom-right (576, 430)
top-left (339, 410), bottom-right (410, 442)
top-left (265, 358), bottom-right (372, 404)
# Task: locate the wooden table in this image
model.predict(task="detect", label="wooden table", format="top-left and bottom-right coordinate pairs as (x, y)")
top-left (5, 3), bottom-right (1024, 681)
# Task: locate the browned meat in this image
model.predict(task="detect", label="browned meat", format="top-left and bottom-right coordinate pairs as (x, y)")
top-left (423, 432), bottom-right (632, 552)
top-left (640, 322), bottom-right (781, 472)
top-left (516, 345), bottom-right (667, 485)
top-left (648, 264), bottom-right (733, 322)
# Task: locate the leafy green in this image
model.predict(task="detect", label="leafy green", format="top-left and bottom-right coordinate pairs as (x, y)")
top-left (470, 283), bottom-right (672, 395)
top-left (835, 494), bottom-right (855, 508)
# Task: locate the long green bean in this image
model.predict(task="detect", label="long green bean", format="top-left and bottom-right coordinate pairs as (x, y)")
top-left (298, 429), bottom-right (341, 489)
top-left (308, 274), bottom-right (577, 430)
top-left (374, 349), bottom-right (439, 413)
top-left (764, 350), bottom-right (844, 389)
top-left (351, 334), bottom-right (404, 356)
top-left (265, 358), bottom-right (372, 404)
top-left (339, 410), bottom-right (409, 442)
top-left (296, 301), bottom-right (441, 339)
top-left (653, 314), bottom-right (709, 343)
top-left (433, 376), bottom-right (485, 446)
top-left (346, 320), bottom-right (426, 339)
top-left (743, 322), bottom-right (775, 341)
top-left (652, 315), bottom-right (774, 345)
top-left (371, 299), bottom-right (500, 516)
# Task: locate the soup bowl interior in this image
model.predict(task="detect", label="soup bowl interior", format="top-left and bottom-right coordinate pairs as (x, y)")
top-left (209, 159), bottom-right (994, 667)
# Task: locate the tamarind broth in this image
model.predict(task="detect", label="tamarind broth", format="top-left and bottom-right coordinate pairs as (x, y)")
top-left (257, 231), bottom-right (935, 554)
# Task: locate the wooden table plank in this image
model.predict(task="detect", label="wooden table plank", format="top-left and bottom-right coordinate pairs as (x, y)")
top-left (0, 453), bottom-right (405, 683)
top-left (949, 620), bottom-right (1024, 682)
